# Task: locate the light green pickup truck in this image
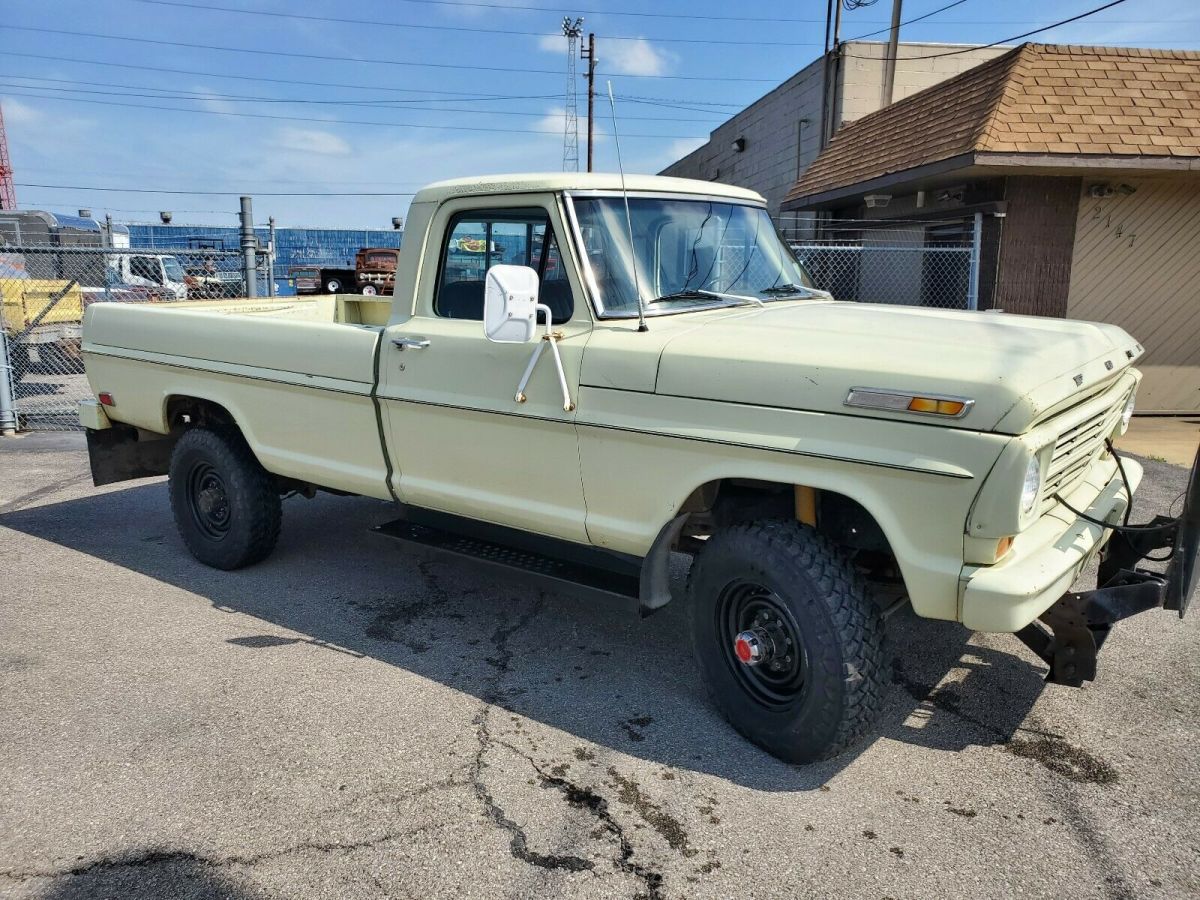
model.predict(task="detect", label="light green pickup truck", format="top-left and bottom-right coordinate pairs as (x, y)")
top-left (78, 174), bottom-right (1197, 763)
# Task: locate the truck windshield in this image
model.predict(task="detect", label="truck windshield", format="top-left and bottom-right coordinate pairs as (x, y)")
top-left (570, 196), bottom-right (818, 317)
top-left (162, 257), bottom-right (185, 282)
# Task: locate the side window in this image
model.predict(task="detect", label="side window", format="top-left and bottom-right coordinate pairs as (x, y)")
top-left (129, 255), bottom-right (162, 283)
top-left (435, 209), bottom-right (574, 322)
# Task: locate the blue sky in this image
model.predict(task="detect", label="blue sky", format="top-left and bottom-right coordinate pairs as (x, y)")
top-left (3, 0), bottom-right (1197, 228)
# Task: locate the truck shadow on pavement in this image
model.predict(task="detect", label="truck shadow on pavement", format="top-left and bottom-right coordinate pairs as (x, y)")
top-left (1, 482), bottom-right (1059, 792)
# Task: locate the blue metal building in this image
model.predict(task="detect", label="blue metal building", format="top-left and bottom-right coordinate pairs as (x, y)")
top-left (124, 223), bottom-right (404, 295)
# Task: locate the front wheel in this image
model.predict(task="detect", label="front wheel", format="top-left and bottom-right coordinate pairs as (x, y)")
top-left (360, 284), bottom-right (378, 296)
top-left (168, 427), bottom-right (282, 570)
top-left (688, 520), bottom-right (888, 763)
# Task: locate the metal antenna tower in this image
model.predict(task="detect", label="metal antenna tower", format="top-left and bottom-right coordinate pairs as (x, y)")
top-left (0, 103), bottom-right (16, 210)
top-left (561, 17), bottom-right (584, 172)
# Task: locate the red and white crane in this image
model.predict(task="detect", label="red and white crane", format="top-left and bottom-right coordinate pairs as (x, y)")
top-left (0, 102), bottom-right (17, 210)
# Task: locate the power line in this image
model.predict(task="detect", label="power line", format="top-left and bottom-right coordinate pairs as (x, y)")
top-left (2, 52), bottom-right (746, 110)
top-left (246, 0), bottom-right (829, 24)
top-left (0, 76), bottom-right (560, 107)
top-left (1, 25), bottom-right (783, 83)
top-left (844, 0), bottom-right (1132, 60)
top-left (16, 184), bottom-right (420, 197)
top-left (2, 90), bottom-right (706, 139)
top-left (844, 0), bottom-right (971, 42)
top-left (23, 203), bottom-right (239, 215)
top-left (123, 0), bottom-right (825, 48)
top-left (0, 77), bottom-right (724, 122)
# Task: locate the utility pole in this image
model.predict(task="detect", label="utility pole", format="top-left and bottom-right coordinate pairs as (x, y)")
top-left (239, 196), bottom-right (258, 299)
top-left (881, 0), bottom-right (903, 107)
top-left (561, 17), bottom-right (584, 172)
top-left (583, 33), bottom-right (597, 172)
top-left (267, 216), bottom-right (277, 297)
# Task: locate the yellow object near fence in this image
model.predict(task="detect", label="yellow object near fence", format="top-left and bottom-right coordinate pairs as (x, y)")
top-left (1, 279), bottom-right (85, 334)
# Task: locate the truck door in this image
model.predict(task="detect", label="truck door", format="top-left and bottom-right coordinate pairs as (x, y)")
top-left (377, 199), bottom-right (591, 543)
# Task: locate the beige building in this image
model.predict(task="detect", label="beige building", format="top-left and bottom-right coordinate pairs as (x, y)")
top-left (660, 40), bottom-right (1010, 220)
top-left (783, 43), bottom-right (1200, 413)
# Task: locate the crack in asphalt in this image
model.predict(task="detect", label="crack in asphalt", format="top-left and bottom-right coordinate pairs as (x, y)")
top-left (363, 559), bottom-right (466, 653)
top-left (891, 658), bottom-right (1119, 784)
top-left (515, 747), bottom-right (666, 900)
top-left (0, 786), bottom-right (456, 884)
top-left (467, 593), bottom-right (666, 899)
top-left (469, 596), bottom-right (597, 873)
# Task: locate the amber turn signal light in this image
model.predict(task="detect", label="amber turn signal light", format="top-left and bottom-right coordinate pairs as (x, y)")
top-left (908, 397), bottom-right (967, 416)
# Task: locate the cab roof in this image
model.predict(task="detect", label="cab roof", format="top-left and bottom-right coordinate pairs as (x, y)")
top-left (413, 172), bottom-right (766, 205)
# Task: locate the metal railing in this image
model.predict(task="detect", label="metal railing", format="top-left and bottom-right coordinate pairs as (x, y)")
top-left (1, 244), bottom-right (268, 432)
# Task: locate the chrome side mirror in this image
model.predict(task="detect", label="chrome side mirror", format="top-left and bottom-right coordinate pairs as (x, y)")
top-left (484, 264), bottom-right (540, 343)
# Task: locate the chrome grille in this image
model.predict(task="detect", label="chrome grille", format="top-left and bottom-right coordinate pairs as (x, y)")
top-left (1040, 399), bottom-right (1126, 510)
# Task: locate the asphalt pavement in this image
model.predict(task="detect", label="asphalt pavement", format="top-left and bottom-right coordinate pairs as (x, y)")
top-left (0, 432), bottom-right (1197, 899)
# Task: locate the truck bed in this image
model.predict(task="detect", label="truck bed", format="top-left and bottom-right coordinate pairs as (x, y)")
top-left (81, 295), bottom-right (394, 499)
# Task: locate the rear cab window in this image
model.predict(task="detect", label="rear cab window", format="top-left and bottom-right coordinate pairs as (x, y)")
top-left (435, 208), bottom-right (573, 323)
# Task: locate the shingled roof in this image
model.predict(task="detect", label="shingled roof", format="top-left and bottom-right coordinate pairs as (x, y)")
top-left (784, 43), bottom-right (1200, 208)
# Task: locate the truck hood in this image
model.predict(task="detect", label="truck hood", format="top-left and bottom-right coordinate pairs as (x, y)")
top-left (652, 301), bottom-right (1143, 433)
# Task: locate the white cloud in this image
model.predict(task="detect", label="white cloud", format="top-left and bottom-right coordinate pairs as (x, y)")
top-left (533, 105), bottom-right (567, 135)
top-left (2, 98), bottom-right (43, 125)
top-left (537, 34), bottom-right (672, 77)
top-left (665, 137), bottom-right (705, 163)
top-left (276, 127), bottom-right (352, 157)
top-left (198, 98), bottom-right (237, 115)
top-left (605, 38), bottom-right (672, 77)
top-left (538, 33), bottom-right (568, 55)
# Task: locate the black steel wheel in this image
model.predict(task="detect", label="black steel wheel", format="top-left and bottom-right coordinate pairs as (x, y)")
top-left (169, 426), bottom-right (281, 570)
top-left (688, 520), bottom-right (887, 763)
top-left (717, 580), bottom-right (809, 708)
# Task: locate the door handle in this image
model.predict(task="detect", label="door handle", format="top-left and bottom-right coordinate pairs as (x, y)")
top-left (392, 337), bottom-right (430, 350)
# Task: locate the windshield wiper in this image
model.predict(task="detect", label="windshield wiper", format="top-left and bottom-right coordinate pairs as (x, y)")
top-left (759, 283), bottom-right (830, 298)
top-left (650, 288), bottom-right (764, 308)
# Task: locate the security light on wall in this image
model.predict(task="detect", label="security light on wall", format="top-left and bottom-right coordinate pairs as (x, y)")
top-left (731, 137), bottom-right (746, 153)
top-left (159, 211), bottom-right (173, 224)
top-left (391, 216), bottom-right (404, 230)
top-left (78, 208), bottom-right (92, 218)
top-left (863, 194), bottom-right (892, 209)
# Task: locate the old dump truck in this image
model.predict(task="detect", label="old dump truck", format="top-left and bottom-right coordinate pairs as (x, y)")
top-left (76, 174), bottom-right (1197, 763)
top-left (355, 247), bottom-right (401, 296)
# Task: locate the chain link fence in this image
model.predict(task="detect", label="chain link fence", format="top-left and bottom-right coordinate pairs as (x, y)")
top-left (1, 245), bottom-right (266, 432)
top-left (779, 218), bottom-right (979, 310)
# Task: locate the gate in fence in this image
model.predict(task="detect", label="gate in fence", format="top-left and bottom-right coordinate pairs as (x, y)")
top-left (0, 245), bottom-right (267, 433)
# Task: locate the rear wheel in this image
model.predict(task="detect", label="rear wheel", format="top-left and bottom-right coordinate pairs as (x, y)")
top-left (168, 427), bottom-right (281, 570)
top-left (688, 520), bottom-right (887, 763)
top-left (324, 277), bottom-right (343, 293)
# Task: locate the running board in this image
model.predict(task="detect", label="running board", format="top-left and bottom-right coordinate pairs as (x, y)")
top-left (372, 512), bottom-right (642, 605)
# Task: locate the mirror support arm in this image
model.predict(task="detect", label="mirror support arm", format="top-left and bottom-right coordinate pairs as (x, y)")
top-left (514, 304), bottom-right (575, 412)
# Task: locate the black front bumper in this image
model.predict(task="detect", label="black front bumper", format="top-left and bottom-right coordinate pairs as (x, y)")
top-left (1017, 446), bottom-right (1199, 687)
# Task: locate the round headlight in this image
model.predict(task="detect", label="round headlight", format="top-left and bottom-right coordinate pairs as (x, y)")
top-left (1120, 390), bottom-right (1136, 434)
top-left (1020, 455), bottom-right (1042, 517)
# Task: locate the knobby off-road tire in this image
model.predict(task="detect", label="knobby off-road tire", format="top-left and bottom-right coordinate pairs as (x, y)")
top-left (687, 520), bottom-right (888, 763)
top-left (168, 427), bottom-right (282, 570)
